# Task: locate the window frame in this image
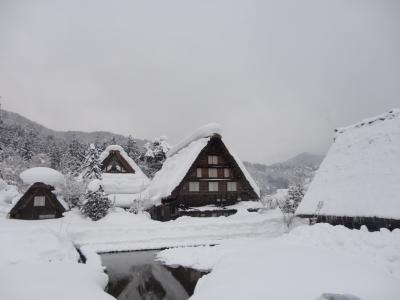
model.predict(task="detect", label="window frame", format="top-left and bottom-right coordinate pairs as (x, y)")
top-left (227, 182), bottom-right (237, 192)
top-left (33, 196), bottom-right (46, 207)
top-left (208, 155), bottom-right (218, 165)
top-left (189, 182), bottom-right (200, 192)
top-left (224, 168), bottom-right (230, 178)
top-left (208, 168), bottom-right (218, 178)
top-left (208, 182), bottom-right (219, 192)
top-left (196, 168), bottom-right (202, 178)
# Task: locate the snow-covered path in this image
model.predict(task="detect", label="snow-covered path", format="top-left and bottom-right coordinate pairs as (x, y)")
top-left (68, 208), bottom-right (288, 253)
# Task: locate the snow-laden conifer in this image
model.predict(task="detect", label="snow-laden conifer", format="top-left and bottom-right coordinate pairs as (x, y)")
top-left (81, 144), bottom-right (102, 180)
top-left (80, 185), bottom-right (111, 221)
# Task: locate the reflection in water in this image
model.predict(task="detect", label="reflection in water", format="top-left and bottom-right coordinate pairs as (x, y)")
top-left (101, 250), bottom-right (207, 300)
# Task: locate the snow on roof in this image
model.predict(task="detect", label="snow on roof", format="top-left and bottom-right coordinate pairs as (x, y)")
top-left (101, 173), bottom-right (150, 195)
top-left (57, 196), bottom-right (69, 210)
top-left (227, 144), bottom-right (261, 197)
top-left (100, 145), bottom-right (147, 177)
top-left (147, 124), bottom-right (260, 203)
top-left (20, 167), bottom-right (65, 187)
top-left (148, 137), bottom-right (210, 204)
top-left (334, 109), bottom-right (400, 136)
top-left (167, 123), bottom-right (222, 158)
top-left (297, 109), bottom-right (400, 219)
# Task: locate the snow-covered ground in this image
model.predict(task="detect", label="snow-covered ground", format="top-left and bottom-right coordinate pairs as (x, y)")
top-left (0, 203), bottom-right (400, 300)
top-left (158, 224), bottom-right (400, 300)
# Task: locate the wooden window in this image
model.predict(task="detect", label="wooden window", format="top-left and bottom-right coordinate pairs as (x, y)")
top-left (196, 168), bottom-right (202, 178)
top-left (208, 155), bottom-right (218, 165)
top-left (224, 168), bottom-right (230, 178)
top-left (209, 182), bottom-right (219, 192)
top-left (34, 196), bottom-right (45, 207)
top-left (189, 182), bottom-right (200, 192)
top-left (208, 168), bottom-right (218, 178)
top-left (227, 182), bottom-right (237, 192)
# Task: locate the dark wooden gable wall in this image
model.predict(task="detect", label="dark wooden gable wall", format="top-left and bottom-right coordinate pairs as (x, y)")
top-left (9, 182), bottom-right (66, 220)
top-left (165, 136), bottom-right (259, 207)
top-left (101, 150), bottom-right (135, 174)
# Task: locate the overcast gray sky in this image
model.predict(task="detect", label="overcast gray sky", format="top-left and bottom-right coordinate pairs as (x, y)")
top-left (0, 0), bottom-right (399, 164)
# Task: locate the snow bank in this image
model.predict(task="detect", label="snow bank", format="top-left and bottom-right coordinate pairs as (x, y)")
top-left (158, 224), bottom-right (400, 300)
top-left (297, 109), bottom-right (400, 219)
top-left (0, 182), bottom-right (19, 205)
top-left (102, 173), bottom-right (149, 194)
top-left (0, 262), bottom-right (113, 300)
top-left (167, 123), bottom-right (222, 158)
top-left (148, 137), bottom-right (210, 203)
top-left (108, 192), bottom-right (150, 208)
top-left (0, 227), bottom-right (79, 264)
top-left (20, 167), bottom-right (65, 187)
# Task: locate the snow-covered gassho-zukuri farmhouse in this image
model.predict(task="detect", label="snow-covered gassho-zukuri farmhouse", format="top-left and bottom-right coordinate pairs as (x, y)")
top-left (297, 109), bottom-right (400, 231)
top-left (9, 167), bottom-right (68, 220)
top-left (147, 124), bottom-right (260, 221)
top-left (99, 145), bottom-right (150, 207)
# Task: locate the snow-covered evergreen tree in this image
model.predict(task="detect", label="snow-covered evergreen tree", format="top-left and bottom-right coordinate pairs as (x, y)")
top-left (80, 186), bottom-right (111, 221)
top-left (124, 135), bottom-right (141, 160)
top-left (141, 136), bottom-right (171, 177)
top-left (81, 144), bottom-right (102, 180)
top-left (277, 184), bottom-right (305, 227)
top-left (62, 139), bottom-right (86, 175)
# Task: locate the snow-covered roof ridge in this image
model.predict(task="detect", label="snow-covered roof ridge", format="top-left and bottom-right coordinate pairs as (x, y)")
top-left (99, 144), bottom-right (148, 179)
top-left (167, 123), bottom-right (222, 158)
top-left (20, 167), bottom-right (65, 187)
top-left (334, 108), bottom-right (400, 136)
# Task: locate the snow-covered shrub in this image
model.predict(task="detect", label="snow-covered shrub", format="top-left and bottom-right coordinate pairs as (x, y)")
top-left (277, 184), bottom-right (304, 226)
top-left (129, 199), bottom-right (143, 214)
top-left (80, 186), bottom-right (111, 221)
top-left (62, 175), bottom-right (86, 208)
top-left (260, 194), bottom-right (278, 210)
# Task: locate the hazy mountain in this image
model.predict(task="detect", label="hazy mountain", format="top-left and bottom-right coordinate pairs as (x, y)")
top-left (244, 152), bottom-right (324, 195)
top-left (2, 109), bottom-right (147, 147)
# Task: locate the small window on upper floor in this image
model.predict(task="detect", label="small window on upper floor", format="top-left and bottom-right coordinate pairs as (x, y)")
top-left (196, 168), bottom-right (202, 178)
top-left (224, 168), bottom-right (230, 178)
top-left (208, 168), bottom-right (218, 178)
top-left (34, 196), bottom-right (45, 207)
top-left (208, 155), bottom-right (218, 165)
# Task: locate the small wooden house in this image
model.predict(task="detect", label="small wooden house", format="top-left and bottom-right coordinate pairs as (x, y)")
top-left (99, 145), bottom-right (150, 207)
top-left (9, 182), bottom-right (67, 220)
top-left (101, 146), bottom-right (135, 173)
top-left (147, 124), bottom-right (260, 221)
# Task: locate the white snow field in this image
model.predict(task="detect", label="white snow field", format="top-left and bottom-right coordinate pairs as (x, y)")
top-left (158, 224), bottom-right (400, 300)
top-left (1, 205), bottom-right (400, 300)
top-left (297, 109), bottom-right (400, 219)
